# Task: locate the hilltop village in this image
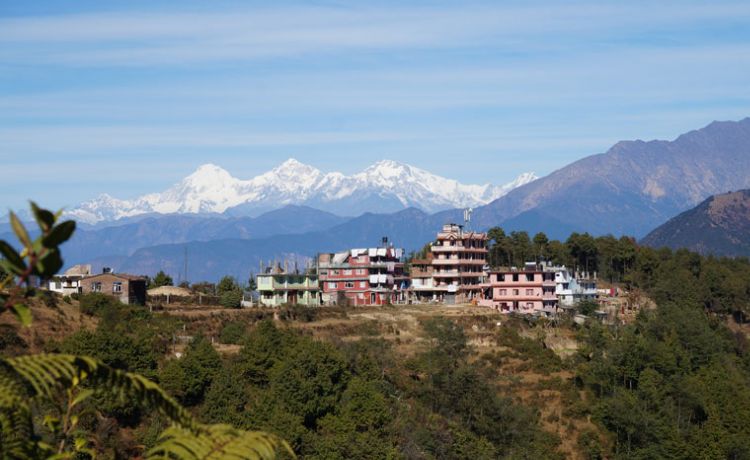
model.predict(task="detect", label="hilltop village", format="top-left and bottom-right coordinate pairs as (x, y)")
top-left (8, 202), bottom-right (750, 460)
top-left (48, 222), bottom-right (605, 318)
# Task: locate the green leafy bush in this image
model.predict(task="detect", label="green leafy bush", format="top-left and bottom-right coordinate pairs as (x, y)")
top-left (220, 289), bottom-right (243, 309)
top-left (149, 270), bottom-right (174, 288)
top-left (79, 292), bottom-right (122, 316)
top-left (220, 321), bottom-right (247, 344)
top-left (160, 336), bottom-right (222, 406)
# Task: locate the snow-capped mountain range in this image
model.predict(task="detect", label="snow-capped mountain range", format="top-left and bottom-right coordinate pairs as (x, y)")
top-left (68, 159), bottom-right (537, 224)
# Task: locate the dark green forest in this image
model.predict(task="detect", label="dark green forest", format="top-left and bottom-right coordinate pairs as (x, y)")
top-left (3, 218), bottom-right (750, 458)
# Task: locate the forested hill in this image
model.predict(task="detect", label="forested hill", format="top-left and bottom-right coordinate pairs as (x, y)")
top-left (4, 212), bottom-right (750, 458)
top-left (641, 189), bottom-right (750, 257)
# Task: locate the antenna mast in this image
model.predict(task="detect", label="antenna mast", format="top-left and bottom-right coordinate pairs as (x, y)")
top-left (463, 207), bottom-right (473, 231)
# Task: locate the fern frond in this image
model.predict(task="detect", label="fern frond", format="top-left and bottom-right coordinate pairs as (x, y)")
top-left (1, 354), bottom-right (290, 459)
top-left (0, 359), bottom-right (39, 458)
top-left (147, 424), bottom-right (293, 460)
top-left (5, 354), bottom-right (195, 428)
top-left (0, 354), bottom-right (196, 458)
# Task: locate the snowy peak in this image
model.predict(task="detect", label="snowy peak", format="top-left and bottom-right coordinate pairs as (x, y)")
top-left (274, 158), bottom-right (320, 176)
top-left (67, 159), bottom-right (537, 223)
top-left (184, 164), bottom-right (234, 186)
top-left (507, 172), bottom-right (538, 187)
top-left (263, 158), bottom-right (322, 185)
top-left (362, 159), bottom-right (411, 177)
top-left (492, 171), bottom-right (538, 196)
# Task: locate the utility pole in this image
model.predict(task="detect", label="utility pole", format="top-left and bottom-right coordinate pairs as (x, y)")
top-left (183, 246), bottom-right (189, 285)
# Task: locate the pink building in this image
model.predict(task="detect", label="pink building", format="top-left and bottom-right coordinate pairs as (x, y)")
top-left (430, 223), bottom-right (488, 304)
top-left (479, 262), bottom-right (558, 316)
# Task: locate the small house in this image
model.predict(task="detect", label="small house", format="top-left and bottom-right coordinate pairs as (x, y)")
top-left (257, 269), bottom-right (320, 307)
top-left (47, 264), bottom-right (92, 295)
top-left (81, 271), bottom-right (147, 305)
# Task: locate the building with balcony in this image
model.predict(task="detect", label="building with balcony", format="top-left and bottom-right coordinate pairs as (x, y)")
top-left (407, 256), bottom-right (438, 303)
top-left (317, 240), bottom-right (406, 306)
top-left (257, 268), bottom-right (320, 307)
top-left (479, 262), bottom-right (598, 316)
top-left (479, 262), bottom-right (558, 315)
top-left (429, 223), bottom-right (488, 304)
top-left (554, 268), bottom-right (598, 307)
top-left (47, 264), bottom-right (92, 295)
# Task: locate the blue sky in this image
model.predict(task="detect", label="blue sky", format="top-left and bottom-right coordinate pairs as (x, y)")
top-left (2, 0), bottom-right (750, 211)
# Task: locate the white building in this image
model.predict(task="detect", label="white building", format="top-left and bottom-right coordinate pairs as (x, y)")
top-left (47, 264), bottom-right (92, 295)
top-left (554, 267), bottom-right (598, 307)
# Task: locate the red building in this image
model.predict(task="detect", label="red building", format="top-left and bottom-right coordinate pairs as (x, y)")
top-left (317, 240), bottom-right (406, 306)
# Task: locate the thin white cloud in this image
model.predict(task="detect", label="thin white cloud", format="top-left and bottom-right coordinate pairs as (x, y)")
top-left (2, 1), bottom-right (750, 209)
top-left (0, 126), bottom-right (416, 153)
top-left (1, 3), bottom-right (750, 66)
top-left (2, 43), bottom-right (748, 119)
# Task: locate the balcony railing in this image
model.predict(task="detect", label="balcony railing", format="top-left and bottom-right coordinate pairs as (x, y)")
top-left (431, 258), bottom-right (486, 265)
top-left (433, 270), bottom-right (459, 277)
top-left (431, 246), bottom-right (487, 253)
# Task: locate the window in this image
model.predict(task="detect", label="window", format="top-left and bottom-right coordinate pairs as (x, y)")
top-left (525, 273), bottom-right (534, 282)
top-left (512, 274), bottom-right (519, 282)
top-left (526, 289), bottom-right (533, 295)
top-left (345, 282), bottom-right (355, 288)
top-left (360, 281), bottom-right (367, 288)
top-left (497, 274), bottom-right (505, 282)
top-left (327, 282), bottom-right (337, 289)
top-left (92, 282), bottom-right (101, 292)
top-left (526, 302), bottom-right (533, 309)
top-left (499, 289), bottom-right (507, 295)
top-left (332, 270), bottom-right (340, 275)
top-left (344, 269), bottom-right (353, 275)
top-left (512, 289), bottom-right (519, 295)
top-left (113, 282), bottom-right (123, 293)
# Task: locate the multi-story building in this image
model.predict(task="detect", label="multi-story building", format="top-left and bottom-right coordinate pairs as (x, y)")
top-left (479, 262), bottom-right (558, 315)
top-left (430, 224), bottom-right (488, 304)
top-left (479, 262), bottom-right (598, 316)
top-left (555, 268), bottom-right (598, 307)
top-left (257, 268), bottom-right (320, 307)
top-left (317, 240), bottom-right (406, 306)
top-left (81, 270), bottom-right (147, 305)
top-left (407, 256), bottom-right (437, 303)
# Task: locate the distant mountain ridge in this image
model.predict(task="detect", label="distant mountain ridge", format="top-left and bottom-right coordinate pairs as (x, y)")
top-left (67, 159), bottom-right (537, 223)
top-left (641, 189), bottom-right (750, 257)
top-left (465, 117), bottom-right (750, 237)
top-left (1, 205), bottom-right (348, 265)
top-left (14, 116), bottom-right (750, 281)
top-left (114, 207), bottom-right (440, 282)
